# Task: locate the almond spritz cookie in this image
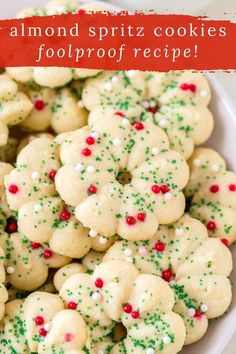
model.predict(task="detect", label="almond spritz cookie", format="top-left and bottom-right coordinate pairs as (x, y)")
top-left (55, 113), bottom-right (189, 240)
top-left (82, 70), bottom-right (213, 159)
top-left (186, 147), bottom-right (236, 245)
top-left (104, 215), bottom-right (233, 345)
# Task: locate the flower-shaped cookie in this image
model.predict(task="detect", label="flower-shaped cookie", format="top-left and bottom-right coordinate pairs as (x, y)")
top-left (82, 70), bottom-right (213, 159)
top-left (0, 73), bottom-right (33, 147)
top-left (185, 147), bottom-right (236, 245)
top-left (4, 138), bottom-right (114, 258)
top-left (55, 112), bottom-right (189, 240)
top-left (60, 259), bottom-right (186, 354)
top-left (104, 216), bottom-right (233, 345)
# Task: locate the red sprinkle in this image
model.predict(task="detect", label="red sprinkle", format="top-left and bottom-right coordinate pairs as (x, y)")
top-left (189, 83), bottom-right (197, 93)
top-left (88, 185), bottom-right (97, 194)
top-left (162, 269), bottom-right (173, 282)
top-left (126, 216), bottom-right (136, 225)
top-left (123, 304), bottom-right (132, 313)
top-left (180, 83), bottom-right (197, 93)
top-left (229, 184), bottom-right (236, 191)
top-left (155, 242), bottom-right (165, 252)
top-left (86, 136), bottom-right (95, 145)
top-left (95, 278), bottom-right (104, 288)
top-left (210, 185), bottom-right (219, 193)
top-left (137, 213), bottom-right (146, 222)
top-left (207, 221), bottom-right (216, 231)
top-left (82, 148), bottom-right (91, 157)
top-left (134, 121), bottom-right (144, 131)
top-left (8, 184), bottom-right (19, 194)
top-left (34, 99), bottom-right (45, 111)
top-left (194, 310), bottom-right (202, 319)
top-left (60, 208), bottom-right (71, 221)
top-left (221, 238), bottom-right (229, 246)
top-left (149, 106), bottom-right (158, 114)
top-left (31, 242), bottom-right (41, 249)
top-left (35, 316), bottom-right (44, 326)
top-left (115, 111), bottom-right (125, 118)
top-left (68, 301), bottom-right (77, 310)
top-left (8, 222), bottom-right (17, 233)
top-left (160, 185), bottom-right (169, 194)
top-left (151, 185), bottom-right (160, 194)
top-left (39, 328), bottom-right (47, 337)
top-left (48, 170), bottom-right (57, 181)
top-left (64, 333), bottom-right (74, 342)
top-left (43, 249), bottom-right (53, 259)
top-left (78, 8), bottom-right (86, 14)
top-left (131, 311), bottom-right (140, 319)
top-left (180, 83), bottom-right (189, 91)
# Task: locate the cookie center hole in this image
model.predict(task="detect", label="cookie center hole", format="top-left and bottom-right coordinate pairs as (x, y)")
top-left (117, 170), bottom-right (133, 186)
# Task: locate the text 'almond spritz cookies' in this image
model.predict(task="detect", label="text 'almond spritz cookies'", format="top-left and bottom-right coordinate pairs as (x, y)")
top-left (186, 147), bottom-right (236, 245)
top-left (55, 112), bottom-right (189, 240)
top-left (82, 70), bottom-right (213, 159)
top-left (60, 259), bottom-right (186, 354)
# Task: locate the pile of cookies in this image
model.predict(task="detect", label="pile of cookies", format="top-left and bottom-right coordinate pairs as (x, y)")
top-left (0, 1), bottom-right (235, 353)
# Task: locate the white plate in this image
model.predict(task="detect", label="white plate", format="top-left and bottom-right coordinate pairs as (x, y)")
top-left (1, 1), bottom-right (236, 353)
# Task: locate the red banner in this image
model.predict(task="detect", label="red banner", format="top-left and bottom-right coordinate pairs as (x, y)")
top-left (0, 12), bottom-right (235, 71)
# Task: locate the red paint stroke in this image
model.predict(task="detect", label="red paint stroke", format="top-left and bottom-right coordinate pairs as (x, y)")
top-left (0, 12), bottom-right (235, 71)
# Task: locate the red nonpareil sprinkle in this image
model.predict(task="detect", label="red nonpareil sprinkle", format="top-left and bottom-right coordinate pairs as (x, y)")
top-left (8, 184), bottom-right (18, 194)
top-left (68, 301), bottom-right (77, 310)
top-left (60, 208), bottom-right (71, 221)
top-left (43, 249), bottom-right (53, 259)
top-left (155, 242), bottom-right (165, 252)
top-left (31, 242), bottom-right (41, 249)
top-left (95, 278), bottom-right (104, 288)
top-left (210, 185), bottom-right (219, 193)
top-left (160, 185), bottom-right (169, 194)
top-left (123, 304), bottom-right (132, 313)
top-left (39, 328), bottom-right (47, 337)
top-left (126, 216), bottom-right (136, 225)
top-left (64, 333), bottom-right (74, 342)
top-left (194, 310), bottom-right (202, 319)
top-left (151, 185), bottom-right (160, 194)
top-left (8, 222), bottom-right (17, 233)
top-left (78, 8), bottom-right (86, 14)
top-left (82, 148), bottom-right (92, 157)
top-left (180, 83), bottom-right (189, 91)
top-left (221, 238), bottom-right (229, 246)
top-left (229, 184), bottom-right (236, 191)
top-left (180, 83), bottom-right (197, 93)
top-left (149, 106), bottom-right (158, 114)
top-left (131, 311), bottom-right (140, 319)
top-left (115, 111), bottom-right (125, 117)
top-left (162, 269), bottom-right (173, 282)
top-left (35, 316), bottom-right (44, 326)
top-left (133, 121), bottom-right (144, 131)
top-left (207, 221), bottom-right (216, 231)
top-left (137, 212), bottom-right (146, 222)
top-left (48, 170), bottom-right (57, 181)
top-left (86, 136), bottom-right (95, 145)
top-left (88, 185), bottom-right (97, 194)
top-left (34, 99), bottom-right (45, 111)
top-left (189, 83), bottom-right (197, 93)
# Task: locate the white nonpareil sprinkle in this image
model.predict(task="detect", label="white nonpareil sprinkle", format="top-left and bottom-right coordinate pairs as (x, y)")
top-left (200, 90), bottom-right (208, 97)
top-left (77, 100), bottom-right (84, 108)
top-left (92, 292), bottom-right (102, 302)
top-left (211, 164), bottom-right (220, 172)
top-left (57, 6), bottom-right (65, 13)
top-left (126, 257), bottom-right (133, 263)
top-left (31, 171), bottom-right (39, 180)
top-left (104, 82), bottom-right (113, 91)
top-left (159, 119), bottom-right (168, 128)
top-left (175, 227), bottom-right (184, 236)
top-left (162, 336), bottom-right (171, 345)
top-left (6, 266), bottom-right (15, 274)
top-left (89, 230), bottom-right (97, 238)
top-left (122, 118), bottom-right (129, 126)
top-left (146, 348), bottom-right (155, 354)
top-left (188, 308), bottom-right (196, 317)
top-left (34, 204), bottom-right (42, 213)
top-left (200, 304), bottom-right (208, 313)
top-left (87, 165), bottom-right (95, 174)
top-left (127, 70), bottom-right (136, 78)
top-left (142, 100), bottom-right (150, 109)
top-left (111, 76), bottom-right (118, 83)
top-left (139, 246), bottom-right (148, 255)
top-left (193, 159), bottom-right (201, 167)
top-left (99, 237), bottom-right (107, 245)
top-left (124, 248), bottom-right (132, 256)
top-left (113, 138), bottom-right (122, 146)
top-left (164, 192), bottom-right (172, 201)
top-left (151, 147), bottom-right (159, 155)
top-left (44, 323), bottom-right (51, 332)
top-left (91, 131), bottom-right (99, 140)
top-left (149, 100), bottom-right (156, 108)
top-left (75, 163), bottom-right (83, 172)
